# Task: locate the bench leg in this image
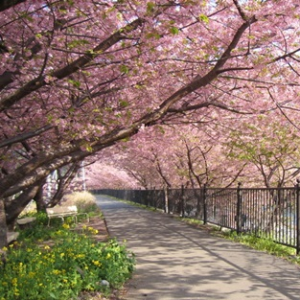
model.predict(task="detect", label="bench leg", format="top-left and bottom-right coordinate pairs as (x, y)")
top-left (73, 215), bottom-right (78, 223)
top-left (47, 216), bottom-right (65, 226)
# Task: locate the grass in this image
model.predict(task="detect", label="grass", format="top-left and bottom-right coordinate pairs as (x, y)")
top-left (1, 191), bottom-right (135, 300)
top-left (180, 217), bottom-right (299, 263)
top-left (222, 231), bottom-right (296, 257)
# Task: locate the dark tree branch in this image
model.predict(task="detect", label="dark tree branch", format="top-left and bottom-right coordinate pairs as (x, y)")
top-left (0, 0), bottom-right (26, 12)
top-left (0, 18), bottom-right (144, 112)
top-left (0, 125), bottom-right (53, 148)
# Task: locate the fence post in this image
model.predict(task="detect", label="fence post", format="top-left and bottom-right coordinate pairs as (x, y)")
top-left (181, 185), bottom-right (185, 217)
top-left (203, 184), bottom-right (208, 224)
top-left (296, 179), bottom-right (300, 254)
top-left (236, 182), bottom-right (242, 234)
top-left (164, 186), bottom-right (169, 214)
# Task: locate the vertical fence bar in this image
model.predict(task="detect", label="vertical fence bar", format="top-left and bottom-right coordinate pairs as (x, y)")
top-left (203, 184), bottom-right (208, 224)
top-left (164, 186), bottom-right (169, 214)
top-left (181, 185), bottom-right (185, 217)
top-left (236, 182), bottom-right (242, 234)
top-left (296, 180), bottom-right (300, 254)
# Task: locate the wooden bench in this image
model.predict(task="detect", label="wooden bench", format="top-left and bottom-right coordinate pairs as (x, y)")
top-left (46, 205), bottom-right (89, 226)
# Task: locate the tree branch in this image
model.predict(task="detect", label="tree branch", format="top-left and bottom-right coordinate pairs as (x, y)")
top-left (0, 15), bottom-right (257, 197)
top-left (0, 18), bottom-right (144, 112)
top-left (0, 0), bottom-right (26, 12)
top-left (0, 125), bottom-right (53, 148)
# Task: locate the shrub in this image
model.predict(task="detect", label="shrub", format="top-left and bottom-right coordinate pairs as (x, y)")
top-left (63, 191), bottom-right (98, 214)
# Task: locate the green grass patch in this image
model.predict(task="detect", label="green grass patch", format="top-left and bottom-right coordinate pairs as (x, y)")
top-left (223, 231), bottom-right (295, 257)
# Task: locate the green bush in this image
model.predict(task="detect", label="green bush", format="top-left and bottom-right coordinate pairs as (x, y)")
top-left (0, 226), bottom-right (135, 300)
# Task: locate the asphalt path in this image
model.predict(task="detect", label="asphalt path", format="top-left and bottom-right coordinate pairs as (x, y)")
top-left (95, 195), bottom-right (300, 300)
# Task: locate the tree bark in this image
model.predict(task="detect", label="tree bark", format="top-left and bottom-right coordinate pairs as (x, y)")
top-left (5, 184), bottom-right (41, 227)
top-left (34, 182), bottom-right (47, 213)
top-left (0, 199), bottom-right (8, 248)
top-left (0, 0), bottom-right (26, 12)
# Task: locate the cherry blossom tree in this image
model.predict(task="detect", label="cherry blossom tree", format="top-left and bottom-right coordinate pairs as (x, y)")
top-left (1, 0), bottom-right (300, 247)
top-left (226, 112), bottom-right (300, 188)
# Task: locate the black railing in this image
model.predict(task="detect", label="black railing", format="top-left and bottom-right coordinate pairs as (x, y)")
top-left (92, 183), bottom-right (300, 254)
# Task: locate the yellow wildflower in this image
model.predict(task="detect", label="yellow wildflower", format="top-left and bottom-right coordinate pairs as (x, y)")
top-left (14, 288), bottom-right (20, 297)
top-left (62, 223), bottom-right (70, 229)
top-left (53, 269), bottom-right (61, 275)
top-left (28, 272), bottom-right (35, 278)
top-left (11, 278), bottom-right (18, 286)
top-left (92, 260), bottom-right (101, 266)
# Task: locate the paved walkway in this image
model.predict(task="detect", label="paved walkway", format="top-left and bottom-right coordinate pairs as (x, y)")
top-left (95, 195), bottom-right (300, 300)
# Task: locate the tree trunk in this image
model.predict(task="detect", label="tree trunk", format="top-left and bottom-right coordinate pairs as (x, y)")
top-left (34, 183), bottom-right (47, 213)
top-left (47, 163), bottom-right (79, 207)
top-left (5, 185), bottom-right (40, 227)
top-left (0, 198), bottom-right (8, 248)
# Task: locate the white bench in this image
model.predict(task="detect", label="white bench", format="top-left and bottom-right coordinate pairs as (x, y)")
top-left (46, 205), bottom-right (89, 226)
top-left (17, 217), bottom-right (36, 229)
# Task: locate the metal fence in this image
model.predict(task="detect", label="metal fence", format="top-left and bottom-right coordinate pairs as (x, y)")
top-left (92, 183), bottom-right (300, 253)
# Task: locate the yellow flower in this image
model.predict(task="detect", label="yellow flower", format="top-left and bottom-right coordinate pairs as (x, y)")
top-left (11, 278), bottom-right (18, 286)
top-left (92, 260), bottom-right (101, 266)
top-left (62, 223), bottom-right (70, 229)
top-left (2, 247), bottom-right (8, 252)
top-left (44, 245), bottom-right (50, 250)
top-left (14, 288), bottom-right (20, 296)
top-left (106, 253), bottom-right (111, 259)
top-left (28, 272), bottom-right (36, 278)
